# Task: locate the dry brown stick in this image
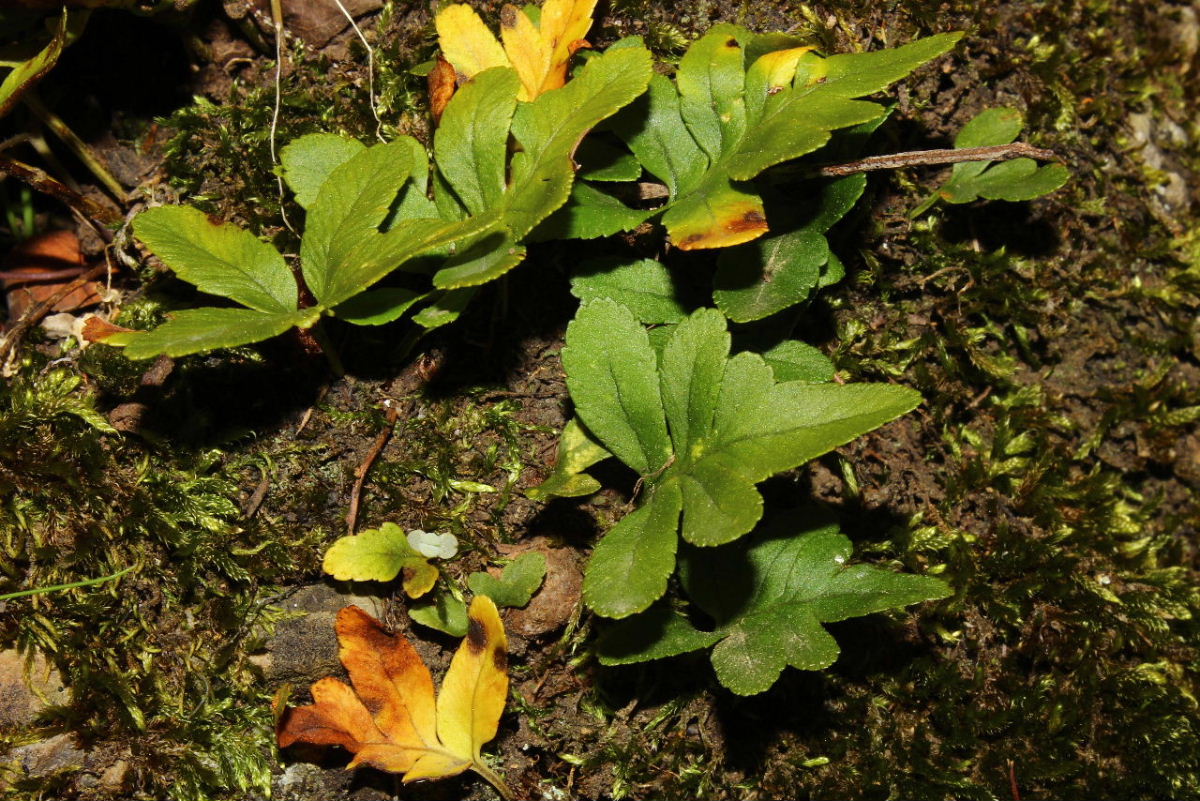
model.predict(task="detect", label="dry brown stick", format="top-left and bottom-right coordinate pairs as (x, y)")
top-left (0, 155), bottom-right (122, 231)
top-left (809, 143), bottom-right (1058, 178)
top-left (345, 402), bottom-right (401, 535)
top-left (0, 260), bottom-right (109, 368)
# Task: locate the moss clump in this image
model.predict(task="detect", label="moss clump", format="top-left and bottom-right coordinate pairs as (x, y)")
top-left (0, 353), bottom-right (320, 800)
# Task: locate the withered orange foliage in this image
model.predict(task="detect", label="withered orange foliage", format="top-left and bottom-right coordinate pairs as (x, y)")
top-left (277, 598), bottom-right (512, 799)
top-left (435, 0), bottom-right (597, 102)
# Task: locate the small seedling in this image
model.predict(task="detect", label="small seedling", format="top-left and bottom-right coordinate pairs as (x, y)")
top-left (910, 107), bottom-right (1069, 216)
top-left (412, 553), bottom-right (548, 637)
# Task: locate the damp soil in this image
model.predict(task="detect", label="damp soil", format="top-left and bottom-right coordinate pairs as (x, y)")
top-left (2, 1), bottom-right (1198, 800)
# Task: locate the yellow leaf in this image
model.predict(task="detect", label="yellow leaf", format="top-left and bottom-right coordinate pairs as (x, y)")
top-left (436, 595), bottom-right (509, 761)
top-left (536, 0), bottom-right (597, 93)
top-left (435, 4), bottom-right (511, 81)
top-left (666, 180), bottom-right (770, 250)
top-left (746, 46), bottom-right (814, 95)
top-left (435, 0), bottom-right (597, 102)
top-left (500, 4), bottom-right (551, 101)
top-left (277, 602), bottom-right (512, 799)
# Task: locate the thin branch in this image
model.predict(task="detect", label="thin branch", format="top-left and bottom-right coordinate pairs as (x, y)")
top-left (0, 155), bottom-right (121, 230)
top-left (345, 401), bottom-right (401, 535)
top-left (808, 143), bottom-right (1059, 178)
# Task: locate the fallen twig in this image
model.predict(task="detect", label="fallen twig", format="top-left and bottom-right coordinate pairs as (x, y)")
top-left (808, 142), bottom-right (1058, 178)
top-left (345, 401), bottom-right (401, 535)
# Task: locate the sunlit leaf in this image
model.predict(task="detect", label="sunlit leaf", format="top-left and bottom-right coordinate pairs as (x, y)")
top-left (278, 600), bottom-right (510, 796)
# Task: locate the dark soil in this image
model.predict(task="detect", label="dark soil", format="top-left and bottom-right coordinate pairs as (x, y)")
top-left (1, 1), bottom-right (1197, 800)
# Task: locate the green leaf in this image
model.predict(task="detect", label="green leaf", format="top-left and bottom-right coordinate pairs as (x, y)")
top-left (562, 299), bottom-right (672, 476)
top-left (659, 308), bottom-right (728, 458)
top-left (300, 139), bottom-right (413, 304)
top-left (818, 32), bottom-right (964, 97)
top-left (411, 287), bottom-right (477, 331)
top-left (434, 67), bottom-right (521, 215)
top-left (134, 206), bottom-right (297, 314)
top-left (758, 340), bottom-right (835, 383)
top-left (505, 44), bottom-right (654, 237)
top-left (711, 172), bottom-right (866, 321)
top-left (955, 106), bottom-right (1024, 150)
top-left (583, 482), bottom-right (683, 619)
top-left (332, 288), bottom-right (427, 326)
top-left (409, 587), bottom-right (469, 636)
top-left (532, 182), bottom-right (653, 241)
top-left (107, 306), bottom-right (319, 359)
top-left (569, 258), bottom-right (686, 324)
top-left (613, 73), bottom-right (708, 199)
top-left (0, 9), bottom-right (80, 119)
top-left (432, 232), bottom-right (526, 289)
top-left (618, 29), bottom-right (960, 250)
top-left (676, 24), bottom-right (747, 162)
top-left (595, 605), bottom-right (721, 664)
top-left (679, 513), bottom-right (951, 694)
top-left (526, 417), bottom-right (611, 501)
top-left (313, 213), bottom-right (493, 308)
top-left (713, 228), bottom-right (829, 322)
top-left (279, 133), bottom-right (366, 210)
top-left (322, 522), bottom-right (439, 598)
top-left (109, 307), bottom-right (320, 360)
top-left (467, 552), bottom-right (548, 608)
top-left (945, 158), bottom-right (1070, 203)
top-left (576, 137), bottom-right (643, 181)
top-left (563, 304), bottom-right (923, 615)
top-left (597, 512), bottom-right (950, 694)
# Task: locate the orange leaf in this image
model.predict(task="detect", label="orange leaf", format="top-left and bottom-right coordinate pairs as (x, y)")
top-left (1, 229), bottom-right (102, 318)
top-left (81, 316), bottom-right (134, 344)
top-left (428, 55), bottom-right (458, 123)
top-left (277, 600), bottom-right (512, 799)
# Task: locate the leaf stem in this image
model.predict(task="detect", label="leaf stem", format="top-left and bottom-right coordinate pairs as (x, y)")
top-left (0, 566), bottom-right (134, 602)
top-left (307, 320), bottom-right (346, 378)
top-left (471, 760), bottom-right (515, 801)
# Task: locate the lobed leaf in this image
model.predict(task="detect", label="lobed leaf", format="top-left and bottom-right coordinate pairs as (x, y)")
top-left (279, 133), bottom-right (366, 210)
top-left (322, 523), bottom-right (439, 598)
top-left (467, 552), bottom-right (548, 608)
top-left (278, 601), bottom-right (511, 795)
top-left (916, 107), bottom-right (1068, 213)
top-left (562, 304), bottom-right (922, 615)
top-left (613, 28), bottom-right (961, 250)
top-left (108, 307), bottom-right (320, 360)
top-left (597, 513), bottom-right (951, 694)
top-left (133, 205), bottom-right (297, 314)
